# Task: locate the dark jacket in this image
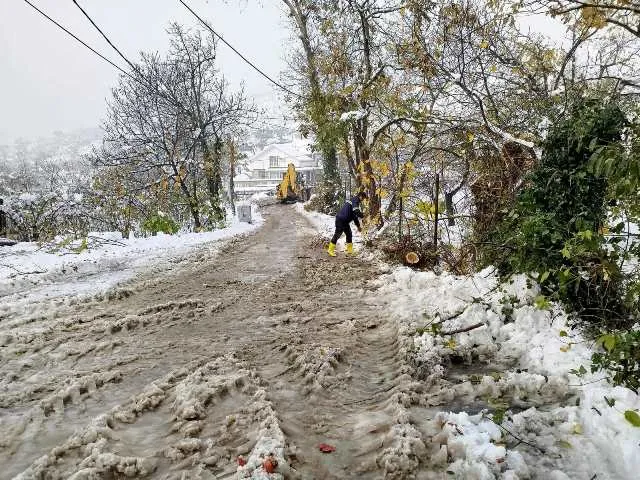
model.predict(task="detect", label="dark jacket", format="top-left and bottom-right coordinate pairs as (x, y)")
top-left (336, 196), bottom-right (364, 229)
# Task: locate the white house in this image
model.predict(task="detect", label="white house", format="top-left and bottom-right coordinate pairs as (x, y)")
top-left (234, 139), bottom-right (323, 196)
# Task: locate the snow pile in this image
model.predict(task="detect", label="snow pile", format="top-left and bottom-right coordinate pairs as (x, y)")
top-left (295, 203), bottom-right (334, 237)
top-left (236, 388), bottom-right (287, 480)
top-left (0, 205), bottom-right (264, 305)
top-left (431, 411), bottom-right (511, 477)
top-left (248, 192), bottom-right (277, 206)
top-left (377, 266), bottom-right (640, 479)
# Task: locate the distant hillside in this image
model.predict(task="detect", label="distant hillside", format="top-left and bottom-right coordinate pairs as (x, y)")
top-left (0, 128), bottom-right (104, 168)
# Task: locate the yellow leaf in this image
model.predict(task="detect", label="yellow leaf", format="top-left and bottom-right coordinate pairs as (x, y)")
top-left (479, 40), bottom-right (489, 49)
top-left (572, 423), bottom-right (583, 434)
top-left (581, 6), bottom-right (607, 29)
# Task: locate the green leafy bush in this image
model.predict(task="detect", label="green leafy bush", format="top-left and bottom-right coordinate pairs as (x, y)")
top-left (591, 330), bottom-right (640, 393)
top-left (486, 99), bottom-right (629, 327)
top-left (142, 213), bottom-right (179, 235)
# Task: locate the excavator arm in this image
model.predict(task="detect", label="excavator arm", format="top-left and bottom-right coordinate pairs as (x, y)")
top-left (276, 163), bottom-right (301, 202)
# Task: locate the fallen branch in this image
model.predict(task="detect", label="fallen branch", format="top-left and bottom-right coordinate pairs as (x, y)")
top-left (86, 235), bottom-right (127, 247)
top-left (443, 307), bottom-right (468, 322)
top-left (1, 263), bottom-right (47, 277)
top-left (487, 416), bottom-right (551, 456)
top-left (440, 322), bottom-right (485, 335)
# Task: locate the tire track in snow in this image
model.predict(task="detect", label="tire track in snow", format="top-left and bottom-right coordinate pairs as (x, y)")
top-left (2, 207), bottom-right (293, 477)
top-left (4, 206), bottom-right (436, 479)
top-left (241, 239), bottom-right (431, 479)
top-left (14, 354), bottom-right (290, 480)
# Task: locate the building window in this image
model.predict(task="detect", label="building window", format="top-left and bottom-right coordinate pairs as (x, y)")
top-left (269, 156), bottom-right (280, 168)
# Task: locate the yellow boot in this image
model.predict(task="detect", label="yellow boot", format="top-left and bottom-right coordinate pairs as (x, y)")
top-left (346, 243), bottom-right (355, 255)
top-left (328, 242), bottom-right (337, 257)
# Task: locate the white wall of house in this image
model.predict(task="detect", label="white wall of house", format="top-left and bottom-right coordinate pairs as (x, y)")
top-left (235, 140), bottom-right (323, 195)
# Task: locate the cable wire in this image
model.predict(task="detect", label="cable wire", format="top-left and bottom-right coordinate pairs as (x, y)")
top-left (178, 0), bottom-right (302, 99)
top-left (21, 0), bottom-right (135, 81)
top-left (22, 0), bottom-right (295, 128)
top-left (71, 0), bottom-right (138, 72)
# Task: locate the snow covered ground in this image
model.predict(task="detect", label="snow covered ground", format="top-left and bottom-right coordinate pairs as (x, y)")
top-left (3, 197), bottom-right (638, 479)
top-left (295, 203), bottom-right (335, 239)
top-left (300, 201), bottom-right (640, 479)
top-left (375, 268), bottom-right (640, 479)
top-left (0, 204), bottom-right (264, 319)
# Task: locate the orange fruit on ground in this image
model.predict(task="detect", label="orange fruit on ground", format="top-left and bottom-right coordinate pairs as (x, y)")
top-left (263, 456), bottom-right (277, 473)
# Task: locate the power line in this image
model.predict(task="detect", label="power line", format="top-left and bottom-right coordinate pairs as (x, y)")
top-left (24, 0), bottom-right (198, 125)
top-left (71, 0), bottom-right (138, 72)
top-left (178, 0), bottom-right (302, 99)
top-left (23, 0), bottom-right (297, 123)
top-left (21, 0), bottom-right (135, 81)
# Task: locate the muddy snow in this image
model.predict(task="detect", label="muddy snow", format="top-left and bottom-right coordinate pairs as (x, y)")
top-left (1, 205), bottom-right (639, 479)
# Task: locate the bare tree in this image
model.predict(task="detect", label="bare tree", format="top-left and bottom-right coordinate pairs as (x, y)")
top-left (93, 26), bottom-right (254, 230)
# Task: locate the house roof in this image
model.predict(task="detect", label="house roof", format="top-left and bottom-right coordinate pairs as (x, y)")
top-left (244, 139), bottom-right (317, 169)
top-left (269, 139), bottom-right (313, 159)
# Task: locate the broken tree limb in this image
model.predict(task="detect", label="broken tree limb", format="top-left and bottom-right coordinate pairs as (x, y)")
top-left (1, 263), bottom-right (47, 277)
top-left (440, 322), bottom-right (485, 336)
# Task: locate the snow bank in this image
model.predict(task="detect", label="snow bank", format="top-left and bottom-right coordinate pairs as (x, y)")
top-left (295, 203), bottom-right (334, 238)
top-left (0, 206), bottom-right (264, 305)
top-left (378, 266), bottom-right (640, 479)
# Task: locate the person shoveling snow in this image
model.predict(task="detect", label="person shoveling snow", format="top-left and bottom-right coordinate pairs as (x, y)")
top-left (327, 191), bottom-right (367, 257)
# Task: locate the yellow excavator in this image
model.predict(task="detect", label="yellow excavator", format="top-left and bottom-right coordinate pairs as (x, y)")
top-left (276, 163), bottom-right (305, 203)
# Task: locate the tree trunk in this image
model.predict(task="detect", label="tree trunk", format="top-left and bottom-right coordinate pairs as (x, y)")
top-left (211, 138), bottom-right (225, 221)
top-left (203, 137), bottom-right (225, 223)
top-left (283, 0), bottom-right (340, 208)
top-left (174, 162), bottom-right (202, 230)
top-left (445, 192), bottom-right (455, 226)
top-left (434, 173), bottom-right (440, 256)
top-left (386, 163), bottom-right (409, 218)
top-left (353, 132), bottom-right (382, 227)
top-left (364, 159), bottom-right (381, 226)
top-left (323, 145), bottom-right (340, 185)
top-left (228, 139), bottom-right (236, 216)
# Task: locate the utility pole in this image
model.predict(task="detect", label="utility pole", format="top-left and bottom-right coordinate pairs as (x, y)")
top-left (228, 139), bottom-right (236, 216)
top-left (434, 173), bottom-right (439, 257)
top-left (0, 198), bottom-right (6, 237)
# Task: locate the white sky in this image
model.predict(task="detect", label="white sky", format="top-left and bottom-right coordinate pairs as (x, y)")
top-left (0, 0), bottom-right (289, 142)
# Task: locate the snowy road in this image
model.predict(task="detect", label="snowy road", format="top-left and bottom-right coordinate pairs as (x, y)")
top-left (5, 206), bottom-right (638, 479)
top-left (0, 205), bottom-right (431, 479)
